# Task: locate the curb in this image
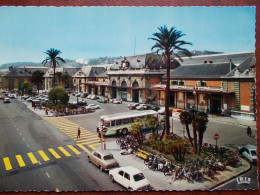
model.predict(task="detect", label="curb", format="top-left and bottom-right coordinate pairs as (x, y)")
top-left (209, 159), bottom-right (252, 190)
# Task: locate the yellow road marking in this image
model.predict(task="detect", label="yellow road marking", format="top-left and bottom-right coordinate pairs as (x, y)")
top-left (56, 188), bottom-right (59, 192)
top-left (3, 157), bottom-right (12, 171)
top-left (76, 138), bottom-right (101, 144)
top-left (68, 145), bottom-right (81, 155)
top-left (38, 150), bottom-right (50, 161)
top-left (77, 144), bottom-right (90, 153)
top-left (58, 147), bottom-right (71, 157)
top-left (83, 140), bottom-right (103, 144)
top-left (16, 155), bottom-right (26, 167)
top-left (46, 172), bottom-right (50, 178)
top-left (48, 148), bottom-right (61, 159)
top-left (27, 152), bottom-right (38, 164)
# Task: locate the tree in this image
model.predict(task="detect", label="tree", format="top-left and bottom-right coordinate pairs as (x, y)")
top-left (21, 81), bottom-right (32, 94)
top-left (192, 112), bottom-right (208, 155)
top-left (42, 48), bottom-right (65, 88)
top-left (149, 26), bottom-right (192, 136)
top-left (61, 74), bottom-right (71, 88)
top-left (48, 86), bottom-right (68, 104)
top-left (144, 115), bottom-right (159, 134)
top-left (131, 121), bottom-right (143, 145)
top-left (31, 70), bottom-right (45, 94)
top-left (179, 111), bottom-right (194, 146)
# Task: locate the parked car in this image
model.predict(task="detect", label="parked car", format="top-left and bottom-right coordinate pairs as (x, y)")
top-left (149, 106), bottom-right (160, 111)
top-left (0, 95), bottom-right (5, 99)
top-left (109, 166), bottom-right (152, 191)
top-left (90, 95), bottom-right (98, 100)
top-left (8, 94), bottom-right (16, 99)
top-left (86, 94), bottom-right (92, 99)
top-left (21, 95), bottom-right (30, 100)
top-left (112, 99), bottom-right (122, 104)
top-left (88, 149), bottom-right (119, 171)
top-left (81, 92), bottom-right (89, 98)
top-left (26, 97), bottom-right (36, 102)
top-left (97, 97), bottom-right (108, 103)
top-left (238, 145), bottom-right (257, 163)
top-left (127, 103), bottom-right (139, 110)
top-left (85, 104), bottom-right (100, 109)
top-left (157, 107), bottom-right (174, 115)
top-left (75, 93), bottom-right (81, 97)
top-left (136, 104), bottom-right (150, 110)
top-left (77, 100), bottom-right (88, 106)
top-left (1, 90), bottom-right (6, 94)
top-left (3, 98), bottom-right (11, 103)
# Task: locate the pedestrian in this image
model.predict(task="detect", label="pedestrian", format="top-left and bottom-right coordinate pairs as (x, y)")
top-left (247, 126), bottom-right (252, 137)
top-left (77, 127), bottom-right (81, 139)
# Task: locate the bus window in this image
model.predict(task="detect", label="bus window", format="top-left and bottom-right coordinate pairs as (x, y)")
top-left (116, 120), bottom-right (122, 125)
top-left (123, 119), bottom-right (129, 124)
top-left (105, 121), bottom-right (110, 127)
top-left (111, 121), bottom-right (115, 126)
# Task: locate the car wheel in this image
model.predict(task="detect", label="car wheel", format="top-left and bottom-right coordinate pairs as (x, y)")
top-left (121, 128), bottom-right (128, 135)
top-left (88, 156), bottom-right (91, 163)
top-left (99, 165), bottom-right (103, 171)
top-left (109, 175), bottom-right (115, 183)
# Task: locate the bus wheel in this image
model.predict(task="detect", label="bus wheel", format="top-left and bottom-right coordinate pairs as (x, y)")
top-left (121, 128), bottom-right (128, 135)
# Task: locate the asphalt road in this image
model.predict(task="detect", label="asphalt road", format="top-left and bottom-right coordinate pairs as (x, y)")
top-left (0, 98), bottom-right (123, 191)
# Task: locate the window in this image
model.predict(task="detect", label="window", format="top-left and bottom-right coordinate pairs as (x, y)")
top-left (133, 173), bottom-right (145, 181)
top-left (201, 81), bottom-right (206, 86)
top-left (103, 155), bottom-right (114, 160)
top-left (124, 172), bottom-right (130, 180)
top-left (123, 119), bottom-right (129, 124)
top-left (129, 118), bottom-right (134, 123)
top-left (119, 171), bottom-right (124, 176)
top-left (171, 80), bottom-right (178, 85)
top-left (97, 154), bottom-right (101, 159)
top-left (179, 81), bottom-right (184, 85)
top-left (116, 120), bottom-right (122, 125)
top-left (111, 121), bottom-right (115, 126)
top-left (105, 121), bottom-right (110, 127)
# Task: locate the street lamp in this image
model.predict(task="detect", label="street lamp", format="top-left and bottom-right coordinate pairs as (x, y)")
top-left (251, 84), bottom-right (256, 121)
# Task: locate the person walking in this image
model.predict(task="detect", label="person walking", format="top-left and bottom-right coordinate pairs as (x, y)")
top-left (247, 126), bottom-right (252, 137)
top-left (77, 127), bottom-right (81, 139)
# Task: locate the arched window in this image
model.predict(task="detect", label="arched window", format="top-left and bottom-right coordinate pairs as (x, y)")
top-left (121, 81), bottom-right (127, 88)
top-left (132, 81), bottom-right (139, 88)
top-left (112, 80), bottom-right (117, 87)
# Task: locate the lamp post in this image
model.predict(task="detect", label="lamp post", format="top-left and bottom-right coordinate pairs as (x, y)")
top-left (251, 84), bottom-right (256, 121)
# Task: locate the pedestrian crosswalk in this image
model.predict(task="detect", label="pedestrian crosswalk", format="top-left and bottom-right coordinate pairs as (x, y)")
top-left (43, 117), bottom-right (104, 148)
top-left (0, 144), bottom-right (92, 173)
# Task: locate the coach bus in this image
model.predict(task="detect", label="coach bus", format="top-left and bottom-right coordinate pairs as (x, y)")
top-left (97, 110), bottom-right (159, 136)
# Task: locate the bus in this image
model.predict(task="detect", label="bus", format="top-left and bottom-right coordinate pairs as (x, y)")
top-left (97, 110), bottom-right (159, 136)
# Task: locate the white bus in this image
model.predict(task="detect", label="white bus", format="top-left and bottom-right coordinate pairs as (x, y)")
top-left (97, 110), bottom-right (159, 136)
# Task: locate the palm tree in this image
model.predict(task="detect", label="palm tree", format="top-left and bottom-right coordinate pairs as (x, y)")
top-left (192, 112), bottom-right (208, 155)
top-left (42, 48), bottom-right (65, 88)
top-left (150, 26), bottom-right (192, 136)
top-left (179, 111), bottom-right (194, 146)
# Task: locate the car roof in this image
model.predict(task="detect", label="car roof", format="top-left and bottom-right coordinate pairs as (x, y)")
top-left (120, 166), bottom-right (142, 175)
top-left (245, 145), bottom-right (257, 150)
top-left (94, 149), bottom-right (113, 156)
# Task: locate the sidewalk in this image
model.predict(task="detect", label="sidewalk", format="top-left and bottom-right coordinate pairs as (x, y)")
top-left (96, 141), bottom-right (251, 191)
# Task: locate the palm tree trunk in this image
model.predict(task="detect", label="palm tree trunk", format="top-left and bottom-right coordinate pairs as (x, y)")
top-left (193, 127), bottom-right (198, 154)
top-left (198, 132), bottom-right (203, 155)
top-left (53, 62), bottom-right (56, 88)
top-left (186, 124), bottom-right (193, 147)
top-left (165, 52), bottom-right (170, 135)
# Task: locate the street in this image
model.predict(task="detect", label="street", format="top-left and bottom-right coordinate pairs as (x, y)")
top-left (0, 98), bottom-right (123, 191)
top-left (0, 95), bottom-right (258, 191)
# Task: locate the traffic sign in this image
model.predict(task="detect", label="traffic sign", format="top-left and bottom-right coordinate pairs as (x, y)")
top-left (214, 134), bottom-right (219, 140)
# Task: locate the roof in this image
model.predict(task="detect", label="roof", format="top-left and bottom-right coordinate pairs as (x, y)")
top-left (119, 166), bottom-right (142, 175)
top-left (110, 53), bottom-right (180, 70)
top-left (100, 110), bottom-right (158, 121)
top-left (167, 62), bottom-right (236, 79)
top-left (4, 67), bottom-right (49, 78)
top-left (226, 54), bottom-right (255, 77)
top-left (73, 66), bottom-right (106, 78)
top-left (95, 71), bottom-right (108, 78)
top-left (44, 67), bottom-right (81, 77)
top-left (177, 51), bottom-right (254, 66)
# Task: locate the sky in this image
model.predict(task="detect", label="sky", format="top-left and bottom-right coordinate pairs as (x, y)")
top-left (0, 6), bottom-right (256, 65)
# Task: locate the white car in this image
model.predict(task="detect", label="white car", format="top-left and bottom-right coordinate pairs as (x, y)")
top-left (8, 94), bottom-right (16, 99)
top-left (90, 95), bottom-right (98, 100)
top-left (109, 166), bottom-right (152, 191)
top-left (85, 104), bottom-right (100, 109)
top-left (21, 95), bottom-right (30, 100)
top-left (112, 99), bottom-right (122, 104)
top-left (158, 107), bottom-right (165, 114)
top-left (3, 98), bottom-right (11, 103)
top-left (238, 145), bottom-right (257, 163)
top-left (136, 104), bottom-right (149, 110)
